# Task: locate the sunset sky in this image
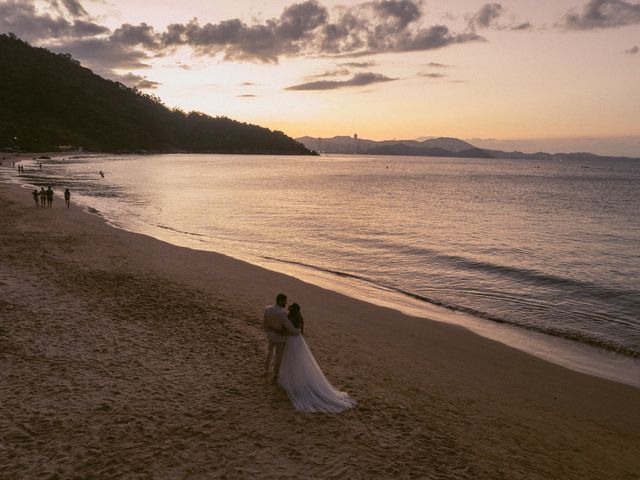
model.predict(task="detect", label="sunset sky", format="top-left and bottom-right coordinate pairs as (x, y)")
top-left (2, 0), bottom-right (640, 155)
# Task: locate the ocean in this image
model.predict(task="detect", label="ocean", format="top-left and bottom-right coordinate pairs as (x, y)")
top-left (9, 153), bottom-right (640, 385)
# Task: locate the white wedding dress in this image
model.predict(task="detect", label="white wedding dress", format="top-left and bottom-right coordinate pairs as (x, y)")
top-left (278, 336), bottom-right (357, 413)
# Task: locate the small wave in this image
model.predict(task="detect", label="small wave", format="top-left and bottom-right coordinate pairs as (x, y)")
top-left (261, 255), bottom-right (639, 358)
top-left (153, 224), bottom-right (208, 237)
top-left (395, 245), bottom-right (635, 301)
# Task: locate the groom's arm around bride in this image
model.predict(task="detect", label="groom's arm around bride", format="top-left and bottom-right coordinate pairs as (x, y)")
top-left (263, 293), bottom-right (299, 382)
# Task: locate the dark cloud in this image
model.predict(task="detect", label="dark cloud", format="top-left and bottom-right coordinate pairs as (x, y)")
top-left (111, 23), bottom-right (159, 48)
top-left (418, 72), bottom-right (446, 78)
top-left (625, 45), bottom-right (639, 54)
top-left (48, 0), bottom-right (88, 18)
top-left (372, 0), bottom-right (421, 31)
top-left (277, 0), bottom-right (328, 40)
top-left (240, 82), bottom-right (258, 86)
top-left (1, 0), bottom-right (487, 70)
top-left (237, 94), bottom-right (258, 97)
top-left (47, 37), bottom-right (151, 71)
top-left (339, 60), bottom-right (377, 67)
top-left (286, 72), bottom-right (396, 90)
top-left (161, 0), bottom-right (329, 62)
top-left (394, 25), bottom-right (484, 53)
top-left (469, 3), bottom-right (503, 29)
top-left (466, 3), bottom-right (533, 31)
top-left (426, 62), bottom-right (449, 68)
top-left (306, 67), bottom-right (350, 78)
top-left (61, 0), bottom-right (88, 18)
top-left (0, 0), bottom-right (106, 41)
top-left (511, 21), bottom-right (532, 31)
top-left (161, 0), bottom-right (482, 61)
top-left (561, 0), bottom-right (640, 30)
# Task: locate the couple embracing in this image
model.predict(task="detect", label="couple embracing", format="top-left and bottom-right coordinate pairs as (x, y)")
top-left (263, 293), bottom-right (357, 413)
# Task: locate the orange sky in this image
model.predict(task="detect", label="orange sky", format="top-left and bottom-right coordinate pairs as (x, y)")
top-left (3, 1), bottom-right (640, 154)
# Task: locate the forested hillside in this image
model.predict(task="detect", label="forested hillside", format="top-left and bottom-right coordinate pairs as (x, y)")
top-left (0, 34), bottom-right (312, 154)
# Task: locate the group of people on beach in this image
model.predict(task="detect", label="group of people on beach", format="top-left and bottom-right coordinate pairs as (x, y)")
top-left (32, 186), bottom-right (71, 208)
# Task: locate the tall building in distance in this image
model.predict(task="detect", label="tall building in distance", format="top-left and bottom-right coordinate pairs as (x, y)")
top-left (353, 133), bottom-right (358, 154)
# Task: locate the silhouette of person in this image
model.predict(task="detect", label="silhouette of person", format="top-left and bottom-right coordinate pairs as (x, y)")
top-left (46, 186), bottom-right (53, 207)
top-left (64, 188), bottom-right (70, 208)
top-left (39, 187), bottom-right (46, 207)
top-left (32, 189), bottom-right (39, 206)
top-left (99, 170), bottom-right (104, 178)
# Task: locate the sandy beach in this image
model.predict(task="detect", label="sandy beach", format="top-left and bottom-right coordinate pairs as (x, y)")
top-left (1, 163), bottom-right (639, 479)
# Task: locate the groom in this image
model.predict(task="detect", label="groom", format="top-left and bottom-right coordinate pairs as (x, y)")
top-left (263, 293), bottom-right (299, 383)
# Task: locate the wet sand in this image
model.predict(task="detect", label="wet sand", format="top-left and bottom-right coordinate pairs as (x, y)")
top-left (1, 165), bottom-right (639, 479)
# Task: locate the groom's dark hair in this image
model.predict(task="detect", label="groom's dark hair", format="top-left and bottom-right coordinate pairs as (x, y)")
top-left (276, 293), bottom-right (287, 304)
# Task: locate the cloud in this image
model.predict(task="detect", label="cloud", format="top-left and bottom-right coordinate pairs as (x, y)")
top-left (372, 0), bottom-right (421, 31)
top-left (286, 71), bottom-right (397, 90)
top-left (418, 72), bottom-right (446, 78)
top-left (339, 60), bottom-right (377, 68)
top-left (425, 62), bottom-right (449, 68)
top-left (240, 82), bottom-right (258, 86)
top-left (393, 25), bottom-right (484, 53)
top-left (306, 67), bottom-right (350, 78)
top-left (561, 0), bottom-right (640, 30)
top-left (624, 45), bottom-right (639, 54)
top-left (111, 72), bottom-right (160, 89)
top-left (0, 0), bottom-right (487, 74)
top-left (60, 0), bottom-right (88, 18)
top-left (466, 3), bottom-right (533, 31)
top-left (47, 36), bottom-right (151, 71)
top-left (469, 3), bottom-right (503, 29)
top-left (161, 0), bottom-right (483, 61)
top-left (237, 94), bottom-right (258, 97)
top-left (111, 23), bottom-right (159, 48)
top-left (511, 21), bottom-right (532, 30)
top-left (161, 0), bottom-right (329, 62)
top-left (0, 0), bottom-right (108, 41)
top-left (136, 78), bottom-right (160, 89)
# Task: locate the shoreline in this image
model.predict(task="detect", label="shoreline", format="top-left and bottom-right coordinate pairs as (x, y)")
top-left (6, 154), bottom-right (638, 388)
top-left (2, 159), bottom-right (640, 478)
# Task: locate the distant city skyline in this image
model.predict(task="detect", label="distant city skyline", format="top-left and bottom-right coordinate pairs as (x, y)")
top-left (2, 0), bottom-right (639, 155)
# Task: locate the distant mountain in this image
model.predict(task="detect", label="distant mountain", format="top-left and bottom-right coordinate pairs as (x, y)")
top-left (367, 144), bottom-right (493, 158)
top-left (297, 135), bottom-right (488, 157)
top-left (0, 34), bottom-right (312, 155)
top-left (420, 137), bottom-right (476, 152)
top-left (296, 135), bottom-right (475, 155)
top-left (297, 135), bottom-right (639, 161)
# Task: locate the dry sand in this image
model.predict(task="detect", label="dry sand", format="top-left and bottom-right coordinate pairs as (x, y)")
top-left (1, 164), bottom-right (639, 479)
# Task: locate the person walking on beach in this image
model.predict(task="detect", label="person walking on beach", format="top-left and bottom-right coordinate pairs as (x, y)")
top-left (32, 189), bottom-right (39, 206)
top-left (46, 186), bottom-right (53, 207)
top-left (39, 187), bottom-right (46, 207)
top-left (64, 188), bottom-right (71, 208)
top-left (263, 293), bottom-right (299, 383)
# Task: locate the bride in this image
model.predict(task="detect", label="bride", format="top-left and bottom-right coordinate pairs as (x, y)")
top-left (278, 303), bottom-right (357, 413)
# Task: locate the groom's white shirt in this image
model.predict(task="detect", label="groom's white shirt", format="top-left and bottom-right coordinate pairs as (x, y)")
top-left (263, 305), bottom-right (298, 343)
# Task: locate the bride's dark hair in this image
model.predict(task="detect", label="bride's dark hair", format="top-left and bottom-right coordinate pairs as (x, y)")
top-left (288, 303), bottom-right (304, 333)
